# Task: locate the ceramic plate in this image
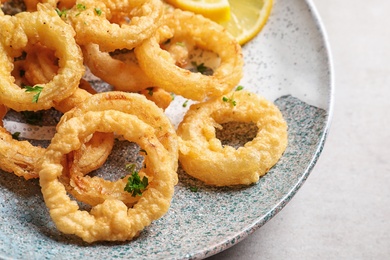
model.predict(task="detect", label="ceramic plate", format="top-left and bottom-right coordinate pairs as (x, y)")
top-left (0, 0), bottom-right (333, 259)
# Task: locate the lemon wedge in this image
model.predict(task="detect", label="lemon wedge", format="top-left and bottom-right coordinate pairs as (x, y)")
top-left (164, 0), bottom-right (231, 23)
top-left (220, 0), bottom-right (273, 45)
top-left (165, 0), bottom-right (273, 45)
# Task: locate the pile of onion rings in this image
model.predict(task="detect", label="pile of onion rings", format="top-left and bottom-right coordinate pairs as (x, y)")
top-left (0, 0), bottom-right (288, 243)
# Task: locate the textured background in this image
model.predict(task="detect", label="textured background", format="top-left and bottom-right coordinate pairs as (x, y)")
top-left (209, 0), bottom-right (390, 259)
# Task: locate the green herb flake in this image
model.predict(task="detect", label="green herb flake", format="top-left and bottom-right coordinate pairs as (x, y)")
top-left (124, 163), bottom-right (148, 197)
top-left (222, 96), bottom-right (236, 106)
top-left (11, 132), bottom-right (21, 140)
top-left (182, 100), bottom-right (189, 107)
top-left (24, 85), bottom-right (43, 103)
top-left (55, 8), bottom-right (68, 18)
top-left (235, 85), bottom-right (244, 91)
top-left (191, 61), bottom-right (209, 75)
top-left (189, 186), bottom-right (198, 192)
top-left (146, 87), bottom-right (154, 96)
top-left (176, 41), bottom-right (185, 47)
top-left (125, 163), bottom-right (137, 172)
top-left (74, 4), bottom-right (87, 16)
top-left (94, 8), bottom-right (102, 16)
top-left (76, 3), bottom-right (86, 10)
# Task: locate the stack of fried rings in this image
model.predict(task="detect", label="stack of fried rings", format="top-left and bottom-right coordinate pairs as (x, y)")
top-left (0, 5), bottom-right (115, 180)
top-left (0, 1), bottom-right (180, 243)
top-left (0, 0), bottom-right (288, 243)
top-left (0, 4), bottom-right (104, 180)
top-left (0, 2), bottom-right (179, 242)
top-left (83, 8), bottom-right (244, 101)
top-left (38, 109), bottom-right (177, 243)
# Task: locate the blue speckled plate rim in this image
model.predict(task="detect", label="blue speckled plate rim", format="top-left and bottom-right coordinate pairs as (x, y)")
top-left (191, 0), bottom-right (335, 258)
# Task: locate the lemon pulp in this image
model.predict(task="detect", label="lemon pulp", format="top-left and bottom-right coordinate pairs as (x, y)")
top-left (221, 0), bottom-right (273, 45)
top-left (164, 0), bottom-right (231, 23)
top-left (164, 0), bottom-right (273, 45)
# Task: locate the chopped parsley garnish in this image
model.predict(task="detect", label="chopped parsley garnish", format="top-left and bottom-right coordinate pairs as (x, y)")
top-left (124, 163), bottom-right (149, 197)
top-left (182, 100), bottom-right (189, 107)
top-left (176, 41), bottom-right (185, 47)
top-left (189, 186), bottom-right (198, 192)
top-left (55, 8), bottom-right (68, 18)
top-left (76, 3), bottom-right (86, 10)
top-left (125, 163), bottom-right (136, 172)
top-left (222, 86), bottom-right (244, 106)
top-left (74, 4), bottom-right (86, 16)
top-left (94, 8), bottom-right (102, 16)
top-left (24, 85), bottom-right (43, 103)
top-left (235, 85), bottom-right (244, 91)
top-left (191, 61), bottom-right (210, 75)
top-left (222, 96), bottom-right (236, 106)
top-left (11, 132), bottom-right (21, 140)
top-left (146, 87), bottom-right (154, 96)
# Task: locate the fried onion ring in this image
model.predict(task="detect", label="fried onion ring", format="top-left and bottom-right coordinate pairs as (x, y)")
top-left (65, 0), bottom-right (164, 52)
top-left (16, 36), bottom-right (114, 178)
top-left (63, 139), bottom-right (145, 207)
top-left (0, 127), bottom-right (45, 179)
top-left (58, 91), bottom-right (178, 206)
top-left (82, 44), bottom-right (173, 110)
top-left (4, 39), bottom-right (112, 179)
top-left (0, 90), bottom-right (108, 181)
top-left (0, 103), bottom-right (44, 179)
top-left (60, 92), bottom-right (178, 166)
top-left (38, 110), bottom-right (176, 242)
top-left (0, 4), bottom-right (84, 111)
top-left (52, 87), bottom-right (92, 113)
top-left (82, 43), bottom-right (155, 92)
top-left (54, 88), bottom-right (116, 176)
top-left (18, 42), bottom-right (97, 113)
top-left (177, 90), bottom-right (288, 186)
top-left (134, 9), bottom-right (244, 101)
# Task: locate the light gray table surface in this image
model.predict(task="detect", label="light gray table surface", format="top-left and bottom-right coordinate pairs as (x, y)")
top-left (209, 0), bottom-right (390, 259)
